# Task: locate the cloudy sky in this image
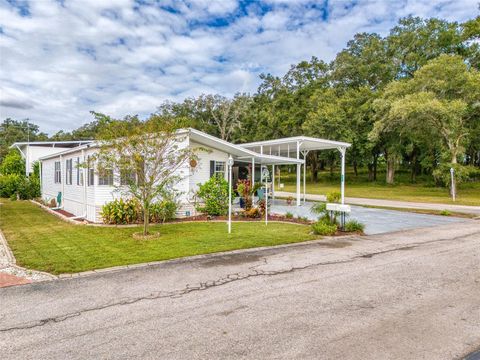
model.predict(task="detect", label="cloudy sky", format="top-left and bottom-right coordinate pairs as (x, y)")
top-left (0, 0), bottom-right (478, 134)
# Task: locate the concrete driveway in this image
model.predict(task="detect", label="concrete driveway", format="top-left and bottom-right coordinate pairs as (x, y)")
top-left (270, 199), bottom-right (472, 234)
top-left (1, 221), bottom-right (479, 359)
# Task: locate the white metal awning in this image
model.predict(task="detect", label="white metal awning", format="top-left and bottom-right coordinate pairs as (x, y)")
top-left (188, 128), bottom-right (303, 165)
top-left (239, 136), bottom-right (350, 158)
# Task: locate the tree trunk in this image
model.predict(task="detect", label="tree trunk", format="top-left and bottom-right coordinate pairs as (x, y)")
top-left (410, 152), bottom-right (417, 183)
top-left (450, 150), bottom-right (457, 198)
top-left (309, 152), bottom-right (319, 183)
top-left (143, 207), bottom-right (149, 235)
top-left (368, 163), bottom-right (374, 181)
top-left (373, 155), bottom-right (378, 181)
top-left (353, 160), bottom-right (358, 177)
top-left (386, 155), bottom-right (395, 184)
top-left (319, 159), bottom-right (325, 171)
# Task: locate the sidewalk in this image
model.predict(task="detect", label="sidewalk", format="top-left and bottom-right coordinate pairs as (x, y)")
top-left (274, 191), bottom-right (480, 216)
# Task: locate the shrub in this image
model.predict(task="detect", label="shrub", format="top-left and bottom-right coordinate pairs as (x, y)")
top-left (149, 200), bottom-right (178, 223)
top-left (0, 174), bottom-right (40, 200)
top-left (311, 202), bottom-right (340, 224)
top-left (312, 221), bottom-right (337, 236)
top-left (101, 197), bottom-right (178, 225)
top-left (236, 179), bottom-right (260, 210)
top-left (0, 174), bottom-right (21, 198)
top-left (285, 212), bottom-right (294, 219)
top-left (101, 198), bottom-right (140, 224)
top-left (244, 207), bottom-right (260, 218)
top-left (0, 150), bottom-right (25, 175)
top-left (196, 176), bottom-right (230, 216)
top-left (344, 220), bottom-right (365, 233)
top-left (311, 202), bottom-right (327, 217)
top-left (433, 164), bottom-right (479, 188)
top-left (19, 176), bottom-right (40, 199)
top-left (440, 210), bottom-right (452, 216)
top-left (326, 191), bottom-right (341, 203)
top-left (257, 199), bottom-right (266, 215)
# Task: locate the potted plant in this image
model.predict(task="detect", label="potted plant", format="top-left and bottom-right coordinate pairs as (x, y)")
top-left (236, 179), bottom-right (261, 210)
top-left (237, 182), bottom-right (246, 208)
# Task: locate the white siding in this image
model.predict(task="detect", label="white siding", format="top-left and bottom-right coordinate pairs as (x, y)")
top-left (25, 146), bottom-right (70, 174)
top-left (189, 140), bottom-right (229, 194)
top-left (40, 135), bottom-right (232, 222)
top-left (41, 157), bottom-right (62, 205)
top-left (186, 140), bottom-right (230, 216)
top-left (41, 147), bottom-right (96, 221)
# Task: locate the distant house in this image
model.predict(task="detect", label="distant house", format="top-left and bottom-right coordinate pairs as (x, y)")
top-left (12, 128), bottom-right (350, 223)
top-left (10, 140), bottom-right (93, 176)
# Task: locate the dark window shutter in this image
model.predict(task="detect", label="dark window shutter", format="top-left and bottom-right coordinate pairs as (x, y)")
top-left (210, 160), bottom-right (215, 178)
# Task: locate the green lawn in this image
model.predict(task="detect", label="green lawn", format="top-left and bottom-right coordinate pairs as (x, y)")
top-left (0, 200), bottom-right (316, 275)
top-left (277, 168), bottom-right (480, 206)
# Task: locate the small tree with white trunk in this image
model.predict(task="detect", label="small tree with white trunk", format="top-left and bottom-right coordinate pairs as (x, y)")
top-left (94, 113), bottom-right (196, 237)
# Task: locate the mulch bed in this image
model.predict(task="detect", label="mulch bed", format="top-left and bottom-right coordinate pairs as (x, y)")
top-left (163, 214), bottom-right (314, 225)
top-left (54, 209), bottom-right (76, 218)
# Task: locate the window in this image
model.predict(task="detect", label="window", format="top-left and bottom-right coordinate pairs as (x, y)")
top-left (76, 157), bottom-right (83, 186)
top-left (87, 156), bottom-right (94, 186)
top-left (98, 168), bottom-right (114, 186)
top-left (65, 159), bottom-right (73, 185)
top-left (120, 169), bottom-right (136, 186)
top-left (214, 161), bottom-right (226, 178)
top-left (54, 161), bottom-right (61, 184)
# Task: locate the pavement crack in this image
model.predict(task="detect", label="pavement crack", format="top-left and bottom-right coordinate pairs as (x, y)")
top-left (1, 230), bottom-right (478, 333)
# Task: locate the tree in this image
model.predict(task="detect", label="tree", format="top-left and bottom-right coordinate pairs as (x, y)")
top-left (0, 149), bottom-right (25, 175)
top-left (387, 16), bottom-right (473, 78)
top-left (372, 55), bottom-right (480, 189)
top-left (302, 88), bottom-right (354, 177)
top-left (193, 94), bottom-right (250, 142)
top-left (332, 33), bottom-right (395, 90)
top-left (0, 118), bottom-right (48, 161)
top-left (94, 114), bottom-right (196, 236)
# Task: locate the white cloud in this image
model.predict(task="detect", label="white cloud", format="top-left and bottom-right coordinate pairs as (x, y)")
top-left (0, 0), bottom-right (477, 134)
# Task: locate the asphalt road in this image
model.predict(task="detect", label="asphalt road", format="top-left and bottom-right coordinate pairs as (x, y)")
top-left (1, 221), bottom-right (480, 359)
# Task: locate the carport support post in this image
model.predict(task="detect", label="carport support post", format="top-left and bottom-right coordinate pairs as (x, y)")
top-left (251, 157), bottom-right (255, 205)
top-left (339, 147), bottom-right (346, 205)
top-left (296, 141), bottom-right (301, 206)
top-left (227, 155), bottom-right (233, 234)
top-left (272, 164), bottom-right (275, 203)
top-left (301, 150), bottom-right (309, 204)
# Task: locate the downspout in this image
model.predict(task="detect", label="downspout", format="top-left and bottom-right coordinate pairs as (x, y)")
top-left (39, 160), bottom-right (43, 196)
top-left (82, 149), bottom-right (88, 219)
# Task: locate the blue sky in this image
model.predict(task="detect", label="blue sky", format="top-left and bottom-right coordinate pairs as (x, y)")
top-left (0, 0), bottom-right (478, 134)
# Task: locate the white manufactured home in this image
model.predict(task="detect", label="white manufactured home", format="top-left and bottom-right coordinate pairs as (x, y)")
top-left (12, 128), bottom-right (350, 223)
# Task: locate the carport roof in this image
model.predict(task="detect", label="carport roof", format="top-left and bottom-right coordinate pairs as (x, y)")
top-left (188, 128), bottom-right (303, 165)
top-left (239, 136), bottom-right (351, 157)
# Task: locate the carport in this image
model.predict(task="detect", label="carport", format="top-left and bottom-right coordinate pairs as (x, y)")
top-left (239, 137), bottom-right (351, 206)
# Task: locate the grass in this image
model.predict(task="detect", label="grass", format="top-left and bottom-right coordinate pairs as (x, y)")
top-left (277, 168), bottom-right (480, 206)
top-left (0, 199), bottom-right (317, 275)
top-left (358, 204), bottom-right (476, 218)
